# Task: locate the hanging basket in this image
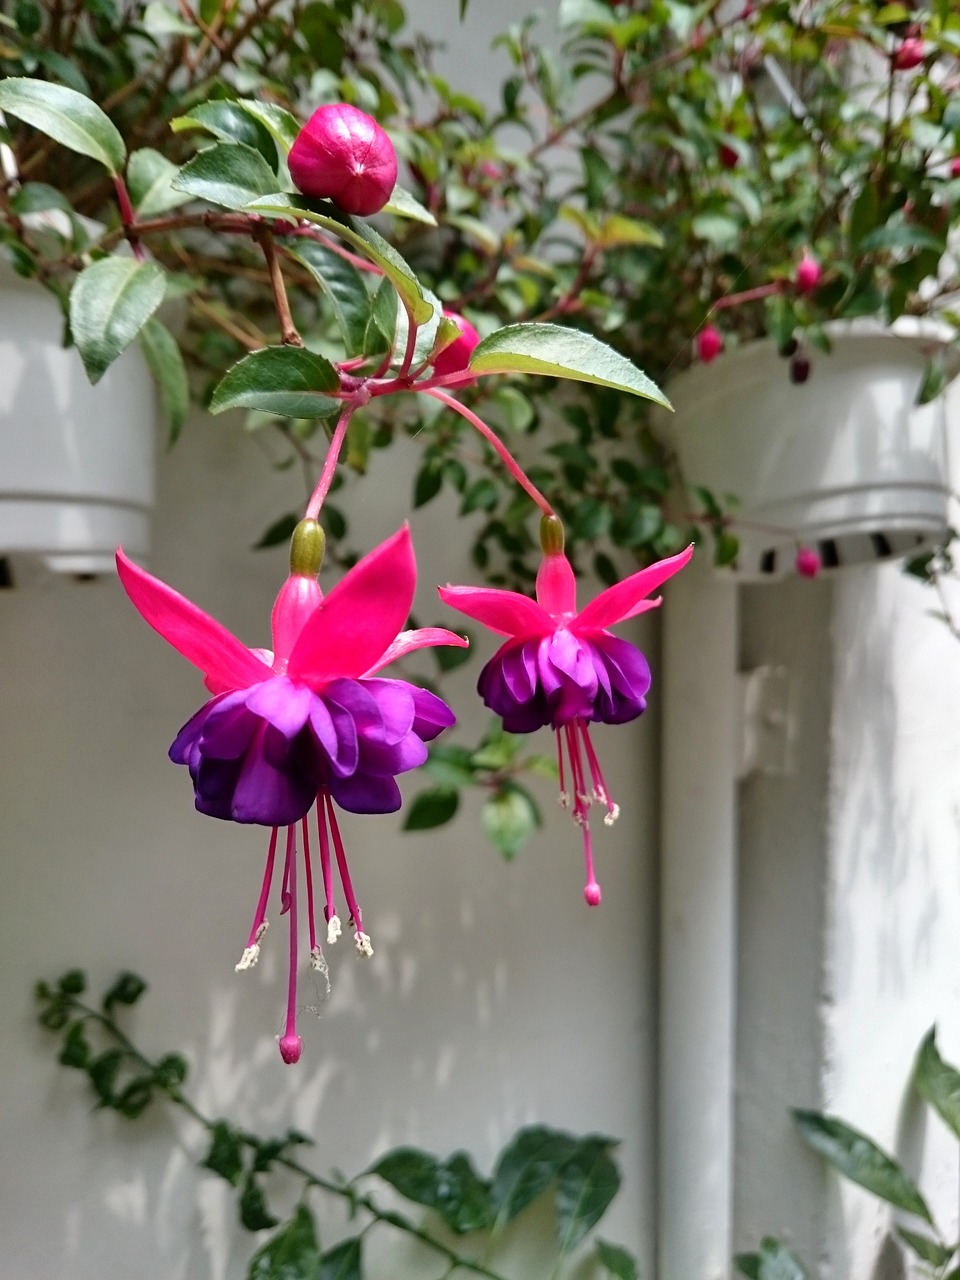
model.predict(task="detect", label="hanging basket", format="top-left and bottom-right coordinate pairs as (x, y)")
top-left (0, 262), bottom-right (156, 576)
top-left (660, 320), bottom-right (957, 580)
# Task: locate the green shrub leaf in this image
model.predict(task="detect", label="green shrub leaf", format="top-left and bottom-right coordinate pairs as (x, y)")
top-left (70, 258), bottom-right (166, 384)
top-left (0, 78), bottom-right (125, 174)
top-left (210, 347), bottom-right (341, 418)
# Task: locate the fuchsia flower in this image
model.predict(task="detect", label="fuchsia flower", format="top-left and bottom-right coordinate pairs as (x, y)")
top-left (117, 522), bottom-right (465, 1063)
top-left (289, 103), bottom-right (398, 217)
top-left (440, 518), bottom-right (692, 906)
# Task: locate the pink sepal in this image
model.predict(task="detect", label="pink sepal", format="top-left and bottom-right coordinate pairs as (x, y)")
top-left (116, 548), bottom-right (272, 691)
top-left (368, 627), bottom-right (469, 675)
top-left (271, 574), bottom-right (323, 672)
top-left (288, 525), bottom-right (416, 685)
top-left (437, 583), bottom-right (553, 638)
top-left (535, 551), bottom-right (577, 617)
top-left (573, 545), bottom-right (694, 632)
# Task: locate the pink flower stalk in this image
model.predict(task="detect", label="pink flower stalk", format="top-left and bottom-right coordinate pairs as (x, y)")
top-left (289, 103), bottom-right (398, 217)
top-left (440, 518), bottom-right (692, 905)
top-left (431, 310), bottom-right (481, 378)
top-left (117, 522), bottom-right (466, 1061)
top-left (795, 252), bottom-right (822, 295)
top-left (697, 324), bottom-right (724, 363)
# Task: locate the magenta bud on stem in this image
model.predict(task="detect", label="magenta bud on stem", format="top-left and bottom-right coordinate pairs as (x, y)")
top-left (289, 103), bottom-right (398, 217)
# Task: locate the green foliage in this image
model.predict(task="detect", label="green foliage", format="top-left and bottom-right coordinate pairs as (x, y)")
top-left (69, 258), bottom-right (166, 384)
top-left (36, 969), bottom-right (639, 1280)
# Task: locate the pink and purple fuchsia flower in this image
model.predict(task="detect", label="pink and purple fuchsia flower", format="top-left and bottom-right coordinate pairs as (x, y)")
top-left (117, 522), bottom-right (465, 1063)
top-left (440, 518), bottom-right (691, 907)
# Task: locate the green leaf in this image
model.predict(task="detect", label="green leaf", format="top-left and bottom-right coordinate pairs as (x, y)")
top-left (244, 194), bottom-right (435, 326)
top-left (482, 785), bottom-right (539, 859)
top-left (289, 241), bottom-right (371, 356)
top-left (58, 969), bottom-right (87, 995)
top-left (70, 258), bottom-right (166, 384)
top-left (172, 101), bottom-right (278, 169)
top-left (596, 214), bottom-right (664, 249)
top-left (596, 1240), bottom-right (639, 1280)
top-left (917, 355), bottom-right (948, 406)
top-left (253, 513), bottom-right (299, 550)
top-left (319, 1237), bottom-right (362, 1280)
top-left (237, 100), bottom-right (301, 155)
top-left (139, 317), bottom-right (189, 442)
top-left (895, 1226), bottom-right (953, 1267)
top-left (413, 463), bottom-right (443, 508)
top-left (172, 143), bottom-right (282, 211)
top-left (555, 1136), bottom-right (621, 1254)
top-left (117, 1077), bottom-right (154, 1119)
top-left (849, 185), bottom-right (881, 251)
top-left (153, 1053), bottom-right (189, 1089)
top-left (737, 1238), bottom-right (809, 1280)
top-left (371, 1149), bottom-right (492, 1235)
top-left (382, 184), bottom-right (438, 226)
top-left (247, 1204), bottom-right (322, 1280)
top-left (434, 629), bottom-right (473, 673)
top-left (202, 1121), bottom-right (246, 1186)
top-left (859, 225), bottom-right (945, 254)
top-left (402, 787), bottom-right (459, 830)
top-left (240, 1176), bottom-right (280, 1232)
top-left (88, 1049), bottom-right (124, 1105)
top-left (143, 1), bottom-right (195, 35)
top-left (102, 971), bottom-right (147, 1010)
top-left (692, 214), bottom-right (740, 246)
top-left (793, 1110), bottom-right (932, 1222)
top-left (210, 347), bottom-right (341, 418)
top-left (915, 1028), bottom-right (960, 1139)
top-left (59, 1021), bottom-right (92, 1069)
top-left (490, 1125), bottom-right (580, 1225)
top-left (126, 148), bottom-right (192, 217)
top-left (0, 78), bottom-right (125, 175)
top-left (468, 323), bottom-right (670, 407)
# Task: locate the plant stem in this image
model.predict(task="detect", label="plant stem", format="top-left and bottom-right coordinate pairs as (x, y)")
top-left (305, 403), bottom-right (361, 520)
top-left (255, 226), bottom-right (303, 347)
top-left (422, 389), bottom-right (555, 518)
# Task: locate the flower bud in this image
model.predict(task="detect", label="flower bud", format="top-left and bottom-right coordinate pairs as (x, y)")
top-left (795, 547), bottom-right (821, 578)
top-left (289, 519), bottom-right (325, 577)
top-left (718, 143), bottom-right (739, 170)
top-left (893, 36), bottom-right (924, 70)
top-left (697, 324), bottom-right (724, 364)
top-left (794, 251), bottom-right (822, 295)
top-left (431, 310), bottom-right (480, 378)
top-left (951, 156), bottom-right (960, 179)
top-left (289, 103), bottom-right (398, 217)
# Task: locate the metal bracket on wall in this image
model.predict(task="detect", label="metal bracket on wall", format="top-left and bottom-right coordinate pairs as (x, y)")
top-left (737, 664), bottom-right (795, 780)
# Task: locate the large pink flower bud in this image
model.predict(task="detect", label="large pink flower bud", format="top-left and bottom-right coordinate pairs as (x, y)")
top-left (432, 310), bottom-right (480, 378)
top-left (795, 251), bottom-right (822, 295)
top-left (697, 324), bottom-right (724, 364)
top-left (289, 103), bottom-right (398, 217)
top-left (893, 36), bottom-right (924, 70)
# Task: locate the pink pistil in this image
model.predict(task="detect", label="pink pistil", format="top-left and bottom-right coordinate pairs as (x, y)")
top-left (326, 793), bottom-right (373, 955)
top-left (279, 825), bottom-right (302, 1064)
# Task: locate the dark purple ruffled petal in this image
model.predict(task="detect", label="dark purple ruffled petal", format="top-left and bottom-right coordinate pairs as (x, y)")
top-left (410, 686), bottom-right (457, 741)
top-left (329, 771), bottom-right (402, 814)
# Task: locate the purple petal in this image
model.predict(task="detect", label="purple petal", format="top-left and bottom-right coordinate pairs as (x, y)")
top-left (410, 687), bottom-right (456, 742)
top-left (329, 772), bottom-right (402, 814)
top-left (244, 677), bottom-right (315, 740)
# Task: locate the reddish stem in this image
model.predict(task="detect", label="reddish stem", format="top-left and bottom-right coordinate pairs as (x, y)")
top-left (305, 403), bottom-right (359, 520)
top-left (112, 176), bottom-right (145, 261)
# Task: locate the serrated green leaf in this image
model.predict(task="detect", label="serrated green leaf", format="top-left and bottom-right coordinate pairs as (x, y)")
top-left (915, 1028), bottom-right (960, 1139)
top-left (127, 148), bottom-right (192, 217)
top-left (468, 323), bottom-right (670, 407)
top-left (490, 1126), bottom-right (580, 1225)
top-left (172, 101), bottom-right (278, 169)
top-left (555, 1137), bottom-right (621, 1254)
top-left (596, 1239), bottom-right (638, 1280)
top-left (402, 787), bottom-right (459, 830)
top-left (244, 194), bottom-right (434, 325)
top-left (237, 100), bottom-right (301, 155)
top-left (319, 1236), bottom-right (362, 1280)
top-left (482, 786), bottom-right (539, 859)
top-left (59, 1021), bottom-right (91, 1069)
top-left (0, 78), bottom-right (125, 174)
top-left (139, 317), bottom-right (189, 442)
top-left (70, 258), bottom-right (166, 384)
top-left (203, 1121), bottom-right (246, 1186)
top-left (247, 1204), bottom-right (322, 1280)
top-left (240, 1176), bottom-right (280, 1231)
top-left (289, 240), bottom-right (370, 356)
top-left (793, 1110), bottom-right (932, 1222)
top-left (172, 143), bottom-right (281, 211)
top-left (371, 1148), bottom-right (491, 1235)
top-left (88, 1049), bottom-right (124, 1104)
top-left (210, 347), bottom-right (341, 418)
top-left (102, 971), bottom-right (147, 1010)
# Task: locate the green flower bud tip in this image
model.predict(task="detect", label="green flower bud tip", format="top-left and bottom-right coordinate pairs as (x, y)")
top-left (539, 515), bottom-right (565, 555)
top-left (289, 519), bottom-right (326, 577)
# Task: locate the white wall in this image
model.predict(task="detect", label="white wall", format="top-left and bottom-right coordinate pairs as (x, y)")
top-left (0, 401), bottom-right (661, 1280)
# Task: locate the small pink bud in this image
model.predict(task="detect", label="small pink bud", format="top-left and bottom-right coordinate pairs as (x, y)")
top-left (584, 882), bottom-right (602, 907)
top-left (697, 324), bottom-right (724, 363)
top-left (289, 103), bottom-right (398, 217)
top-left (795, 547), bottom-right (821, 578)
top-left (950, 156), bottom-right (960, 179)
top-left (278, 1034), bottom-right (303, 1064)
top-left (795, 252), bottom-right (822, 294)
top-left (893, 37), bottom-right (924, 70)
top-left (431, 310), bottom-right (480, 378)
top-left (719, 143), bottom-right (739, 170)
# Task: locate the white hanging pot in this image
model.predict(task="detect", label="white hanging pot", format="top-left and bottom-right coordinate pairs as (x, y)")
top-left (0, 259), bottom-right (156, 577)
top-left (660, 319), bottom-right (957, 580)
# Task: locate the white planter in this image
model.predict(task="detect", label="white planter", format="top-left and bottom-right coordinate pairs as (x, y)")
top-left (0, 264), bottom-right (156, 576)
top-left (661, 320), bottom-right (956, 580)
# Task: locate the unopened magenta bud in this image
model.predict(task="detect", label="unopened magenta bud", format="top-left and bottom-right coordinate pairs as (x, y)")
top-left (795, 546), bottom-right (821, 578)
top-left (289, 103), bottom-right (398, 217)
top-left (289, 519), bottom-right (325, 577)
top-left (539, 515), bottom-right (565, 555)
top-left (431, 310), bottom-right (481, 377)
top-left (697, 324), bottom-right (724, 363)
top-left (893, 36), bottom-right (924, 70)
top-left (795, 252), bottom-right (822, 294)
top-left (278, 1034), bottom-right (303, 1065)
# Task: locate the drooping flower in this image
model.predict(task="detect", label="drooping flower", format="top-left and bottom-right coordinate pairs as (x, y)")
top-left (439, 517), bottom-right (692, 906)
top-left (289, 103), bottom-right (398, 217)
top-left (117, 521), bottom-right (465, 1062)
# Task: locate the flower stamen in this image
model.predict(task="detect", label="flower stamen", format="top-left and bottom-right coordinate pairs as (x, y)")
top-left (579, 722), bottom-right (619, 825)
top-left (316, 797), bottom-right (339, 942)
top-left (236, 827), bottom-right (279, 971)
top-left (326, 792), bottom-right (373, 957)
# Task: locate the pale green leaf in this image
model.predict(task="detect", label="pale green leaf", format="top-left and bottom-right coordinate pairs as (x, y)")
top-left (172, 143), bottom-right (281, 211)
top-left (139, 316), bottom-right (189, 441)
top-left (382, 184), bottom-right (438, 225)
top-left (70, 258), bottom-right (166, 384)
top-left (469, 323), bottom-right (671, 407)
top-left (0, 78), bottom-right (124, 174)
top-left (127, 148), bottom-right (191, 216)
